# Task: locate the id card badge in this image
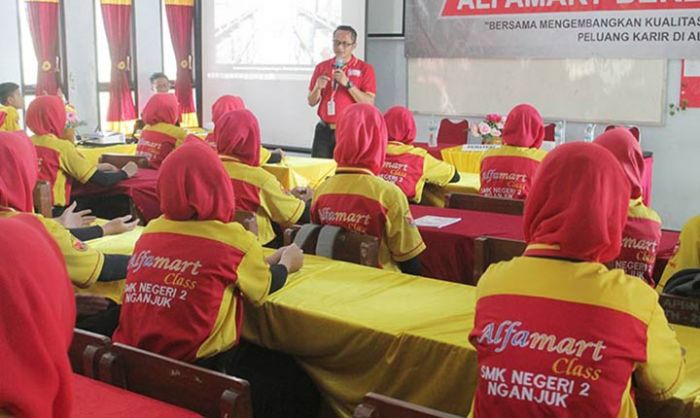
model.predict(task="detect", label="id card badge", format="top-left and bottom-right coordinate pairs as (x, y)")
top-left (327, 100), bottom-right (336, 116)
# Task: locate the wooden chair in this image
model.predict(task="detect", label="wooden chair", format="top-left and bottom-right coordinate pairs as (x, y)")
top-left (97, 343), bottom-right (253, 418)
top-left (473, 236), bottom-right (527, 282)
top-left (659, 294), bottom-right (700, 328)
top-left (33, 180), bottom-right (53, 217)
top-left (284, 224), bottom-right (380, 267)
top-left (234, 210), bottom-right (258, 236)
top-left (445, 193), bottom-right (524, 215)
top-left (99, 153), bottom-right (151, 169)
top-left (68, 329), bottom-right (111, 378)
top-left (437, 119), bottom-right (469, 145)
top-left (354, 393), bottom-right (463, 418)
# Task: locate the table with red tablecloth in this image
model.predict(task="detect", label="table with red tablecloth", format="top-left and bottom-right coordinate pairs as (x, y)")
top-left (72, 373), bottom-right (201, 417)
top-left (411, 205), bottom-right (678, 285)
top-left (72, 168), bottom-right (161, 222)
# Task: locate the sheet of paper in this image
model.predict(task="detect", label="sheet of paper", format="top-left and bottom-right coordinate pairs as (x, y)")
top-left (414, 215), bottom-right (461, 229)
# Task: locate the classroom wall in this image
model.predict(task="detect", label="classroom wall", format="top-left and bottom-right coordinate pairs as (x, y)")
top-left (366, 4), bottom-right (700, 230)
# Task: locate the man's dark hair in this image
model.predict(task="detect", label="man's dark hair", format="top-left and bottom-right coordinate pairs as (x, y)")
top-left (0, 82), bottom-right (20, 105)
top-left (334, 25), bottom-right (357, 44)
top-left (150, 72), bottom-right (169, 84)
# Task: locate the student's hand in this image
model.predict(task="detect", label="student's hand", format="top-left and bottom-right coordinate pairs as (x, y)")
top-left (265, 246), bottom-right (286, 266)
top-left (101, 215), bottom-right (139, 236)
top-left (97, 162), bottom-right (119, 172)
top-left (315, 75), bottom-right (330, 90)
top-left (291, 186), bottom-right (313, 202)
top-left (121, 161), bottom-right (138, 178)
top-left (56, 202), bottom-right (96, 228)
top-left (333, 70), bottom-right (349, 88)
top-left (279, 244), bottom-right (304, 273)
top-left (75, 294), bottom-right (110, 316)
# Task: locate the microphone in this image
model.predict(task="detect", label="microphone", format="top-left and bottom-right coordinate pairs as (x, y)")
top-left (332, 57), bottom-right (344, 91)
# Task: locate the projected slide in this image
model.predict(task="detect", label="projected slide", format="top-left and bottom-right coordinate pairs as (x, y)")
top-left (213, 0), bottom-right (340, 80)
top-left (203, 0), bottom-right (366, 149)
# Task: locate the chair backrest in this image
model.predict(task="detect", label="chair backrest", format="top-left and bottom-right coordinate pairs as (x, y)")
top-left (284, 224), bottom-right (380, 267)
top-left (99, 153), bottom-right (151, 169)
top-left (69, 328), bottom-right (112, 377)
top-left (473, 236), bottom-right (527, 283)
top-left (543, 123), bottom-right (556, 142)
top-left (234, 210), bottom-right (258, 236)
top-left (437, 119), bottom-right (469, 145)
top-left (98, 343), bottom-right (253, 418)
top-left (445, 193), bottom-right (524, 215)
top-left (33, 180), bottom-right (53, 217)
top-left (658, 294), bottom-right (700, 328)
top-left (604, 125), bottom-right (641, 142)
top-left (353, 393), bottom-right (463, 418)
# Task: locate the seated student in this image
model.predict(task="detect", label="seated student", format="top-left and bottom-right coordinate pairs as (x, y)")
top-left (595, 128), bottom-right (661, 286)
top-left (27, 96), bottom-right (138, 217)
top-left (206, 94), bottom-right (282, 164)
top-left (0, 215), bottom-right (76, 418)
top-left (0, 132), bottom-right (130, 335)
top-left (136, 93), bottom-right (187, 169)
top-left (379, 105), bottom-right (459, 203)
top-left (216, 109), bottom-right (310, 246)
top-left (479, 104), bottom-right (547, 199)
top-left (469, 142), bottom-right (684, 418)
top-left (311, 103), bottom-right (426, 274)
top-left (657, 215), bottom-right (700, 293)
top-left (0, 82), bottom-right (23, 132)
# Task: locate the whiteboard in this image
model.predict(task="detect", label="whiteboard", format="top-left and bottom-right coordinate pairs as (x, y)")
top-left (408, 58), bottom-right (667, 125)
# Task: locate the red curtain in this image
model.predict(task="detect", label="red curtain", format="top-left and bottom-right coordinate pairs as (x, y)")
top-left (165, 0), bottom-right (198, 127)
top-left (101, 0), bottom-right (137, 133)
top-left (25, 0), bottom-right (60, 96)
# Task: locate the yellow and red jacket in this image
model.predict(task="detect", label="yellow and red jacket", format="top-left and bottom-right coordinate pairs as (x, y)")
top-left (658, 215), bottom-right (700, 293)
top-left (113, 217), bottom-right (272, 362)
top-left (31, 134), bottom-right (98, 207)
top-left (469, 256), bottom-right (685, 418)
top-left (479, 145), bottom-right (547, 200)
top-left (380, 141), bottom-right (456, 203)
top-left (136, 123), bottom-right (187, 169)
top-left (611, 198), bottom-right (662, 286)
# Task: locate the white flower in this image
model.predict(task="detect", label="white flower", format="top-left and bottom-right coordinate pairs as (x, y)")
top-left (490, 127), bottom-right (501, 137)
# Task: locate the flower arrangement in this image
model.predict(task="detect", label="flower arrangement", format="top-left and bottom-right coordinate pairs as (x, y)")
top-left (471, 113), bottom-right (506, 145)
top-left (65, 103), bottom-right (85, 129)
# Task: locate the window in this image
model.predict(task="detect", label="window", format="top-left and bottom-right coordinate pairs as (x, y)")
top-left (94, 0), bottom-right (137, 131)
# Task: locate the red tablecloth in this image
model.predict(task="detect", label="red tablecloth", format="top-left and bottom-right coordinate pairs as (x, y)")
top-left (72, 373), bottom-right (201, 417)
top-left (413, 143), bottom-right (457, 160)
top-left (72, 168), bottom-right (161, 222)
top-left (412, 205), bottom-right (679, 286)
top-left (411, 205), bottom-right (524, 284)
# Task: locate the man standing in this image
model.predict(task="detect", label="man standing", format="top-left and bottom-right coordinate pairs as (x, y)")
top-left (150, 72), bottom-right (171, 93)
top-left (307, 25), bottom-right (376, 158)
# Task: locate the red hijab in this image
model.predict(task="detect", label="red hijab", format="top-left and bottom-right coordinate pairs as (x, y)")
top-left (524, 142), bottom-right (630, 263)
top-left (26, 95), bottom-right (66, 137)
top-left (211, 95), bottom-right (246, 125)
top-left (594, 128), bottom-right (645, 199)
top-left (0, 132), bottom-right (38, 212)
top-left (0, 214), bottom-right (76, 418)
top-left (159, 136), bottom-right (236, 222)
top-left (334, 103), bottom-right (388, 175)
top-left (216, 109), bottom-right (261, 167)
top-left (142, 93), bottom-right (180, 126)
top-left (384, 106), bottom-right (416, 145)
top-left (502, 104), bottom-right (544, 149)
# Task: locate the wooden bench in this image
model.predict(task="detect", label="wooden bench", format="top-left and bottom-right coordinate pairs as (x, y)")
top-left (445, 193), bottom-right (524, 215)
top-left (473, 236), bottom-right (526, 283)
top-left (354, 393), bottom-right (463, 418)
top-left (284, 224), bottom-right (380, 267)
top-left (69, 328), bottom-right (112, 378)
top-left (33, 180), bottom-right (53, 217)
top-left (97, 343), bottom-right (253, 418)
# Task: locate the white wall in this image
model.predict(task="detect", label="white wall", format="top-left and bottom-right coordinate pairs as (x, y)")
top-left (366, 4), bottom-right (700, 229)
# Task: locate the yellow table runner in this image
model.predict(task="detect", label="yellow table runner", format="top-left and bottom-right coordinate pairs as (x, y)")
top-left (421, 172), bottom-right (480, 207)
top-left (263, 156), bottom-right (337, 190)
